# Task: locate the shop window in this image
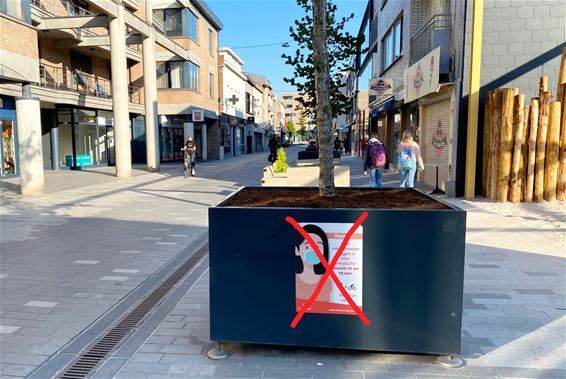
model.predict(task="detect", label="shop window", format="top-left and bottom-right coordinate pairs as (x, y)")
top-left (382, 16), bottom-right (402, 71)
top-left (188, 10), bottom-right (198, 42)
top-left (153, 8), bottom-right (182, 37)
top-left (0, 0), bottom-right (23, 20)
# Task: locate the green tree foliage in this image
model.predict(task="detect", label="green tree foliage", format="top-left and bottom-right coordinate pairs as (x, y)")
top-left (273, 147), bottom-right (289, 173)
top-left (282, 0), bottom-right (365, 119)
top-left (287, 120), bottom-right (297, 136)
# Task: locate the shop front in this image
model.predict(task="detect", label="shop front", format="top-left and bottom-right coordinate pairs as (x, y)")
top-left (220, 113), bottom-right (245, 157)
top-left (52, 107), bottom-right (116, 170)
top-left (0, 96), bottom-right (18, 178)
top-left (418, 85), bottom-right (454, 192)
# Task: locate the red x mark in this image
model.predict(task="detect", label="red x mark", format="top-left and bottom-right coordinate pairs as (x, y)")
top-left (286, 212), bottom-right (371, 328)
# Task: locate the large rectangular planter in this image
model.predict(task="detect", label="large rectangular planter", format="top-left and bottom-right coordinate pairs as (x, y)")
top-left (209, 187), bottom-right (466, 355)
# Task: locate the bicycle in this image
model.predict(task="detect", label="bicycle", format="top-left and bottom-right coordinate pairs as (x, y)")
top-left (181, 148), bottom-right (196, 178)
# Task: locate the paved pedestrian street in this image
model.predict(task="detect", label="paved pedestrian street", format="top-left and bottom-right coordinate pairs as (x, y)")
top-left (1, 147), bottom-right (564, 379)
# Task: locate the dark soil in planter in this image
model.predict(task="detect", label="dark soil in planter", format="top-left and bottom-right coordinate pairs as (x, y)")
top-left (220, 187), bottom-right (450, 210)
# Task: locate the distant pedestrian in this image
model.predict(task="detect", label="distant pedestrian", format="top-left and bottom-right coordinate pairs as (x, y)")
top-left (334, 137), bottom-right (342, 153)
top-left (268, 137), bottom-right (278, 162)
top-left (363, 134), bottom-right (387, 187)
top-left (397, 130), bottom-right (424, 188)
top-left (181, 136), bottom-right (197, 177)
top-left (344, 137), bottom-right (350, 154)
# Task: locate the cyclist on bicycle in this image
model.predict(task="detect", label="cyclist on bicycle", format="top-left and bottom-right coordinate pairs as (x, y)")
top-left (181, 136), bottom-right (197, 177)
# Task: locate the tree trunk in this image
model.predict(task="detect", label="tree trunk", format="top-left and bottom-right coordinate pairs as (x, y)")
top-left (312, 0), bottom-right (335, 197)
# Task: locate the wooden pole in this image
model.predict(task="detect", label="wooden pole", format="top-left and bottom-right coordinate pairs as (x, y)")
top-left (544, 102), bottom-right (561, 201)
top-left (534, 92), bottom-right (551, 202)
top-left (464, 0), bottom-right (484, 199)
top-left (525, 99), bottom-right (539, 202)
top-left (482, 91), bottom-right (493, 197)
top-left (539, 76), bottom-right (548, 94)
top-left (488, 90), bottom-right (502, 200)
top-left (510, 94), bottom-right (525, 202)
top-left (497, 89), bottom-right (515, 202)
top-left (557, 98), bottom-right (566, 201)
top-left (520, 106), bottom-right (530, 201)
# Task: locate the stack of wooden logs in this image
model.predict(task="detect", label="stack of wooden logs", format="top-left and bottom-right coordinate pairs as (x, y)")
top-left (482, 48), bottom-right (566, 202)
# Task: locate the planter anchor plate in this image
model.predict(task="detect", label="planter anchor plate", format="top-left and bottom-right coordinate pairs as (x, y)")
top-left (436, 354), bottom-right (465, 368)
top-left (207, 343), bottom-right (230, 360)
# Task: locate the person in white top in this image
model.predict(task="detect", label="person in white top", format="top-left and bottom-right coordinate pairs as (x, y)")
top-left (397, 130), bottom-right (424, 188)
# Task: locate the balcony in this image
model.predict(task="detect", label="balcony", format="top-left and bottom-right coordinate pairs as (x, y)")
top-left (409, 13), bottom-right (451, 73)
top-left (39, 64), bottom-right (142, 104)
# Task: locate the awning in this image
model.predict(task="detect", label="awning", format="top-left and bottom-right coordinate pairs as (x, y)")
top-left (369, 97), bottom-right (395, 117)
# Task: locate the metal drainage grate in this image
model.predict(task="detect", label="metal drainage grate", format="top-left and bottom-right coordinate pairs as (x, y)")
top-left (57, 242), bottom-right (209, 379)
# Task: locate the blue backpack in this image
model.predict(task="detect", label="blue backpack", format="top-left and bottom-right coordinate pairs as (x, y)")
top-left (398, 147), bottom-right (416, 170)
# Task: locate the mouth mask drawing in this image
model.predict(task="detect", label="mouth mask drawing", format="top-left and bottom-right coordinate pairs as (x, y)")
top-left (304, 250), bottom-right (321, 265)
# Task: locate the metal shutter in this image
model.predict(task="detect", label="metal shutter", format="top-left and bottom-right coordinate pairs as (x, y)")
top-left (421, 99), bottom-right (452, 191)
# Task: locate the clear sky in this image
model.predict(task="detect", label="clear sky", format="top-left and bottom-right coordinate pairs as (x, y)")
top-left (207, 0), bottom-right (367, 98)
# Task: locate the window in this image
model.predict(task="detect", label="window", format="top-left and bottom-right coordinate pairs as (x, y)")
top-left (245, 92), bottom-right (251, 114)
top-left (156, 61), bottom-right (184, 89)
top-left (209, 73), bottom-right (214, 98)
top-left (153, 8), bottom-right (182, 37)
top-left (187, 61), bottom-right (199, 91)
top-left (208, 29), bottom-right (213, 55)
top-left (188, 10), bottom-right (198, 41)
top-left (0, 0), bottom-right (24, 20)
top-left (382, 16), bottom-right (402, 71)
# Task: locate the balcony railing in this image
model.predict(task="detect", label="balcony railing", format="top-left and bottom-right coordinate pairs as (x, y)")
top-left (409, 13), bottom-right (451, 65)
top-left (38, 64), bottom-right (142, 104)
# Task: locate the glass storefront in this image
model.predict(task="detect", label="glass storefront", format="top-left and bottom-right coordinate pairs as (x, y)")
top-left (160, 126), bottom-right (184, 161)
top-left (1, 120), bottom-right (16, 176)
top-left (0, 95), bottom-right (17, 177)
top-left (56, 107), bottom-right (115, 168)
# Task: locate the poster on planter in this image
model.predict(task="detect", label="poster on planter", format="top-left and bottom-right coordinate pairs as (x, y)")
top-left (294, 222), bottom-right (363, 315)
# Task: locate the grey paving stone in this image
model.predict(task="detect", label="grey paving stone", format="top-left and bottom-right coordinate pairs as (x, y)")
top-left (211, 365), bottom-right (263, 378)
top-left (515, 289), bottom-right (556, 295)
top-left (263, 367), bottom-right (313, 378)
top-left (167, 363), bottom-right (216, 376)
top-left (130, 353), bottom-right (163, 363)
top-left (160, 344), bottom-right (204, 355)
top-left (120, 362), bottom-right (172, 374)
top-left (0, 363), bottom-right (36, 376)
top-left (364, 372), bottom-right (417, 379)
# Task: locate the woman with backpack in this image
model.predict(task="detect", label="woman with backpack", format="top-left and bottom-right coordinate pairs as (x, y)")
top-left (363, 134), bottom-right (387, 187)
top-left (397, 130), bottom-right (424, 188)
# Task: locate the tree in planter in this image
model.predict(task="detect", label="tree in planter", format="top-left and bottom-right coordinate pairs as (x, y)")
top-left (283, 0), bottom-right (365, 196)
top-left (287, 120), bottom-right (297, 142)
top-left (273, 147), bottom-right (289, 173)
top-left (298, 112), bottom-right (308, 141)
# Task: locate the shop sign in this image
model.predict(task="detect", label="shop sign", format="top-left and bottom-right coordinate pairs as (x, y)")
top-left (192, 109), bottom-right (204, 122)
top-left (294, 221), bottom-right (364, 316)
top-left (369, 78), bottom-right (393, 96)
top-left (405, 47), bottom-right (440, 103)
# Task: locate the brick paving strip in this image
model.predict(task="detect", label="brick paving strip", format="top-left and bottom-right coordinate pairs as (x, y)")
top-left (27, 234), bottom-right (209, 379)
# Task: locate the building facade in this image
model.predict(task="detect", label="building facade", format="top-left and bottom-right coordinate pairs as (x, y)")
top-left (219, 48), bottom-right (247, 156)
top-left (0, 0), bottom-right (222, 195)
top-left (353, 0), bottom-right (564, 196)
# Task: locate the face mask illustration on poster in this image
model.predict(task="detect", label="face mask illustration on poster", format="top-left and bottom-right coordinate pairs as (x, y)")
top-left (294, 223), bottom-right (363, 315)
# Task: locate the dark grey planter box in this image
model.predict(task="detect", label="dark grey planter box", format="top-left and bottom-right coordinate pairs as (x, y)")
top-left (208, 187), bottom-right (466, 355)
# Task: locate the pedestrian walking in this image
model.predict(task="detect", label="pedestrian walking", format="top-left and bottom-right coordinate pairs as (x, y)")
top-left (363, 134), bottom-right (388, 187)
top-left (268, 136), bottom-right (278, 162)
top-left (397, 130), bottom-right (424, 188)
